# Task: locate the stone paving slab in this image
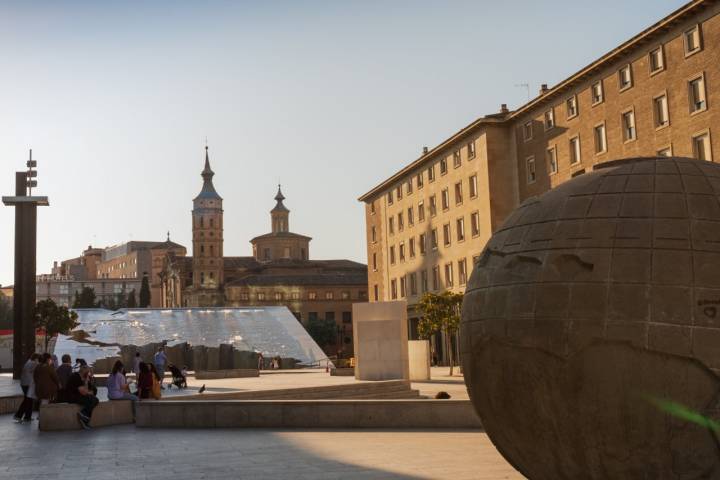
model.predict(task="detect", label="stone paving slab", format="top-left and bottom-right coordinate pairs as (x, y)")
top-left (0, 420), bottom-right (523, 479)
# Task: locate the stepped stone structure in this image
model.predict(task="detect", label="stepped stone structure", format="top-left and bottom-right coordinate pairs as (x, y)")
top-left (461, 157), bottom-right (720, 478)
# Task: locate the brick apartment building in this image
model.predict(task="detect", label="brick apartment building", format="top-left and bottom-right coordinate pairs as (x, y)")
top-left (359, 0), bottom-right (720, 358)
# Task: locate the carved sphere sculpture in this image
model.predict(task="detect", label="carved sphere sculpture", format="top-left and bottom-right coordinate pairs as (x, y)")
top-left (461, 157), bottom-right (720, 479)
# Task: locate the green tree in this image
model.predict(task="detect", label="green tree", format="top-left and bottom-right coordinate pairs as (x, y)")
top-left (306, 316), bottom-right (336, 349)
top-left (0, 291), bottom-right (12, 329)
top-left (418, 291), bottom-right (463, 376)
top-left (127, 289), bottom-right (137, 308)
top-left (34, 298), bottom-right (79, 352)
top-left (139, 273), bottom-right (151, 308)
top-left (72, 286), bottom-right (97, 308)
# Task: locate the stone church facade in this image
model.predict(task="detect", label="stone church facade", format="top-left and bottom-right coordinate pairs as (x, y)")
top-left (159, 147), bottom-right (367, 356)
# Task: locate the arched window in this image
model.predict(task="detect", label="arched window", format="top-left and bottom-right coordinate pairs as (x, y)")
top-left (210, 245), bottom-right (214, 256)
top-left (200, 216), bottom-right (204, 228)
top-left (210, 218), bottom-right (214, 228)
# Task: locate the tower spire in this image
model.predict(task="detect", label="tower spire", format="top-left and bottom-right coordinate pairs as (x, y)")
top-left (195, 144), bottom-right (221, 201)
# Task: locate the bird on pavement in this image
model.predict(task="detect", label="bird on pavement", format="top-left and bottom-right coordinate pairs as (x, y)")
top-left (198, 384), bottom-right (206, 394)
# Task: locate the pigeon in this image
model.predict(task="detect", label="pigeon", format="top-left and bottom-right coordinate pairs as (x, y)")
top-left (198, 384), bottom-right (206, 394)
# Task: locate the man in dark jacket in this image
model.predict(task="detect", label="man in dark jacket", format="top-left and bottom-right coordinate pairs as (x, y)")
top-left (55, 354), bottom-right (73, 402)
top-left (66, 365), bottom-right (99, 430)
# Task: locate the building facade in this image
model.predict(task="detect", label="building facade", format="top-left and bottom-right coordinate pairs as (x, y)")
top-left (158, 147), bottom-right (368, 357)
top-left (359, 0), bottom-right (720, 350)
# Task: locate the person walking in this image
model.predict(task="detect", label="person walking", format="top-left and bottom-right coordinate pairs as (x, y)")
top-left (257, 352), bottom-right (264, 370)
top-left (13, 353), bottom-right (39, 423)
top-left (66, 365), bottom-right (99, 430)
top-left (34, 353), bottom-right (61, 405)
top-left (132, 352), bottom-right (142, 377)
top-left (153, 346), bottom-right (167, 390)
top-left (55, 354), bottom-right (73, 402)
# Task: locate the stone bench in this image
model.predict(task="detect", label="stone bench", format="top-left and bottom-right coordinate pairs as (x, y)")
top-left (329, 367), bottom-right (355, 376)
top-left (136, 399), bottom-right (482, 428)
top-left (39, 400), bottom-right (134, 431)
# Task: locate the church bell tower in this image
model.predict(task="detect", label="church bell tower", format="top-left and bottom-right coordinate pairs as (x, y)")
top-left (191, 145), bottom-right (224, 305)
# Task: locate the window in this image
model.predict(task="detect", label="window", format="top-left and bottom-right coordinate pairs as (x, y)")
top-left (456, 217), bottom-right (465, 242)
top-left (622, 109), bottom-right (637, 141)
top-left (467, 140), bottom-right (476, 159)
top-left (419, 233), bottom-right (427, 255)
top-left (274, 292), bottom-right (283, 301)
top-left (693, 131), bottom-right (712, 161)
top-left (209, 218), bottom-right (214, 228)
top-left (443, 223), bottom-right (451, 246)
top-left (458, 258), bottom-right (468, 286)
top-left (453, 149), bottom-right (461, 168)
top-left (387, 190), bottom-right (393, 204)
top-left (390, 246), bottom-right (396, 265)
top-left (526, 156), bottom-right (536, 183)
top-left (428, 164), bottom-right (435, 182)
top-left (388, 217), bottom-right (394, 235)
top-left (400, 276), bottom-right (406, 298)
top-left (432, 266), bottom-right (440, 290)
top-left (523, 121), bottom-right (533, 141)
top-left (373, 285), bottom-right (378, 302)
top-left (407, 207), bottom-right (414, 226)
top-left (421, 270), bottom-right (428, 293)
top-left (440, 158), bottom-right (448, 175)
top-left (684, 25), bottom-right (702, 56)
top-left (688, 74), bottom-right (707, 114)
top-left (282, 247), bottom-right (290, 258)
top-left (370, 201), bottom-right (375, 215)
top-left (398, 212), bottom-right (404, 231)
top-left (406, 179), bottom-right (413, 195)
top-left (263, 248), bottom-right (271, 260)
top-left (544, 109), bottom-right (555, 130)
top-left (657, 146), bottom-right (672, 157)
top-left (416, 172), bottom-right (424, 189)
top-left (308, 292), bottom-right (317, 300)
top-left (441, 188), bottom-right (450, 210)
top-left (471, 211), bottom-right (480, 237)
top-left (409, 273), bottom-right (417, 296)
top-left (566, 95), bottom-right (578, 119)
top-left (418, 201), bottom-right (425, 221)
top-left (257, 292), bottom-right (265, 301)
top-left (309, 312), bottom-right (318, 321)
top-left (409, 237), bottom-right (416, 258)
top-left (372, 252), bottom-right (377, 271)
top-left (342, 311), bottom-right (352, 324)
top-left (547, 146), bottom-right (558, 175)
top-left (341, 291), bottom-right (350, 300)
top-left (454, 182), bottom-right (463, 205)
top-left (593, 123), bottom-right (607, 154)
top-left (649, 46), bottom-right (664, 74)
top-left (239, 292), bottom-right (249, 301)
top-left (591, 80), bottom-right (604, 105)
top-left (653, 94), bottom-right (669, 128)
top-left (391, 279), bottom-right (397, 300)
top-left (290, 291), bottom-right (299, 300)
top-left (325, 291), bottom-right (334, 300)
top-left (431, 228), bottom-right (438, 250)
top-left (445, 263), bottom-right (454, 287)
top-left (396, 185), bottom-right (402, 200)
top-left (570, 135), bottom-right (581, 165)
top-left (399, 242), bottom-right (406, 262)
top-left (371, 226), bottom-right (376, 243)
top-left (200, 245), bottom-right (205, 254)
top-left (429, 195), bottom-right (437, 216)
top-left (618, 64), bottom-right (633, 91)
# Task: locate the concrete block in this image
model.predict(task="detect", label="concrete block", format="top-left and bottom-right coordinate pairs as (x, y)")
top-left (195, 369), bottom-right (259, 379)
top-left (39, 400), bottom-right (133, 431)
top-left (206, 347), bottom-right (220, 371)
top-left (352, 301), bottom-right (409, 381)
top-left (408, 340), bottom-right (430, 381)
top-left (219, 344), bottom-right (233, 370)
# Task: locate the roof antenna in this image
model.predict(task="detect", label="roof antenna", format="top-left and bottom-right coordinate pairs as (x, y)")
top-left (515, 83), bottom-right (530, 101)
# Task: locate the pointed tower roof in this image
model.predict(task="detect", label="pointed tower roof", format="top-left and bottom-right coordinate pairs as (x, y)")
top-left (271, 184), bottom-right (289, 213)
top-left (194, 145), bottom-right (222, 201)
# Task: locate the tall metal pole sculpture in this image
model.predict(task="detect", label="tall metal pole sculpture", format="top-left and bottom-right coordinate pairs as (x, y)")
top-left (2, 150), bottom-right (49, 379)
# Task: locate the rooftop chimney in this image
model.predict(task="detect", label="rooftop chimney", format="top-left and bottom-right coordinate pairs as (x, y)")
top-left (539, 84), bottom-right (549, 95)
top-left (500, 104), bottom-right (509, 114)
top-left (422, 146), bottom-right (429, 155)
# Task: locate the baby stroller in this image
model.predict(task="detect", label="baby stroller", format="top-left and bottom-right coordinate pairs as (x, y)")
top-left (167, 364), bottom-right (187, 389)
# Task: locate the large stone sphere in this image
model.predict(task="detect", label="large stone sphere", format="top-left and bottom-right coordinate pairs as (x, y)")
top-left (461, 157), bottom-right (720, 479)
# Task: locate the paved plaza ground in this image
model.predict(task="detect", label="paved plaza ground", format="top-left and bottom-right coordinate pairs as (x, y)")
top-left (0, 423), bottom-right (523, 479)
top-left (0, 367), bottom-right (524, 479)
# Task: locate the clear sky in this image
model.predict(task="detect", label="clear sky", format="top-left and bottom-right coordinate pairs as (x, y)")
top-left (0, 0), bottom-right (686, 286)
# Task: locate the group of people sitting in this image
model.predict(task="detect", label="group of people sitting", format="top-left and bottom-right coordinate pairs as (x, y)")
top-left (14, 346), bottom-right (188, 430)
